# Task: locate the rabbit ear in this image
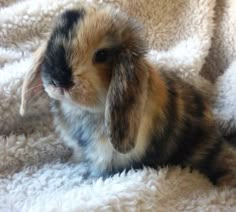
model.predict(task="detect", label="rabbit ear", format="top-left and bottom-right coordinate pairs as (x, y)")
top-left (105, 51), bottom-right (148, 153)
top-left (20, 43), bottom-right (46, 116)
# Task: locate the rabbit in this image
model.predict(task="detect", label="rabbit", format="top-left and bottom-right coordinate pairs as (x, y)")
top-left (20, 3), bottom-right (236, 186)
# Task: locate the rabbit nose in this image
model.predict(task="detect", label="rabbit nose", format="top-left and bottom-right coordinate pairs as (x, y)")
top-left (51, 79), bottom-right (73, 90)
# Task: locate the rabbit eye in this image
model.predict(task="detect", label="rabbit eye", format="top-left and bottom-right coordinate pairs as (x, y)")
top-left (94, 49), bottom-right (110, 63)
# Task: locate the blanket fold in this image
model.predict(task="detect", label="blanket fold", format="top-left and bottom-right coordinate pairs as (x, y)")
top-left (0, 0), bottom-right (236, 210)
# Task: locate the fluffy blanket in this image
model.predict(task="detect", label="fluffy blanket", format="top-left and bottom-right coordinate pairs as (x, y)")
top-left (0, 0), bottom-right (236, 211)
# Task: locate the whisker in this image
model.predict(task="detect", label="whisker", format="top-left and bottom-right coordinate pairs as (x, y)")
top-left (27, 89), bottom-right (44, 106)
top-left (23, 84), bottom-right (43, 95)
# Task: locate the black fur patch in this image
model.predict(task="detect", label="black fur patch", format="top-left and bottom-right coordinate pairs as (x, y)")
top-left (184, 87), bottom-right (205, 118)
top-left (41, 9), bottom-right (85, 89)
top-left (162, 76), bottom-right (179, 142)
top-left (55, 9), bottom-right (85, 39)
top-left (42, 45), bottom-right (73, 89)
top-left (192, 90), bottom-right (205, 117)
top-left (198, 138), bottom-right (225, 184)
top-left (225, 132), bottom-right (236, 147)
top-left (168, 120), bottom-right (207, 165)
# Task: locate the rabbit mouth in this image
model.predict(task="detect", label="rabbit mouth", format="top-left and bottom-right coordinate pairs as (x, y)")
top-left (44, 85), bottom-right (70, 101)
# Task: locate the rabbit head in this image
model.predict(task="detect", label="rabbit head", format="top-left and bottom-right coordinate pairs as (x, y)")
top-left (20, 4), bottom-right (149, 153)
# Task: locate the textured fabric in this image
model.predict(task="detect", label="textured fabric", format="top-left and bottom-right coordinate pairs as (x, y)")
top-left (0, 0), bottom-right (236, 211)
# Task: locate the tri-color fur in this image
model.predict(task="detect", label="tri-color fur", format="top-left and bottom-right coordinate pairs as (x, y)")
top-left (21, 4), bottom-right (236, 186)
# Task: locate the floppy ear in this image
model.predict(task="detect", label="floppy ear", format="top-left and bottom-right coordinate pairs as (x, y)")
top-left (20, 43), bottom-right (47, 116)
top-left (105, 51), bottom-right (148, 153)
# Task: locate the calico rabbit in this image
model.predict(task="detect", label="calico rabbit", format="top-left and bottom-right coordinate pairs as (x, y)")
top-left (20, 3), bottom-right (236, 186)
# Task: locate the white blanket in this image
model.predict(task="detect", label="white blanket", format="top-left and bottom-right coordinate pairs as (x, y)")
top-left (0, 0), bottom-right (236, 211)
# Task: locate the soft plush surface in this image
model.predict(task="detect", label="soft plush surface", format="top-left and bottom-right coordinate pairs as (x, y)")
top-left (0, 0), bottom-right (236, 211)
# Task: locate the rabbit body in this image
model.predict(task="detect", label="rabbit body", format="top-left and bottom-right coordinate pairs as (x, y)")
top-left (21, 4), bottom-right (236, 186)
